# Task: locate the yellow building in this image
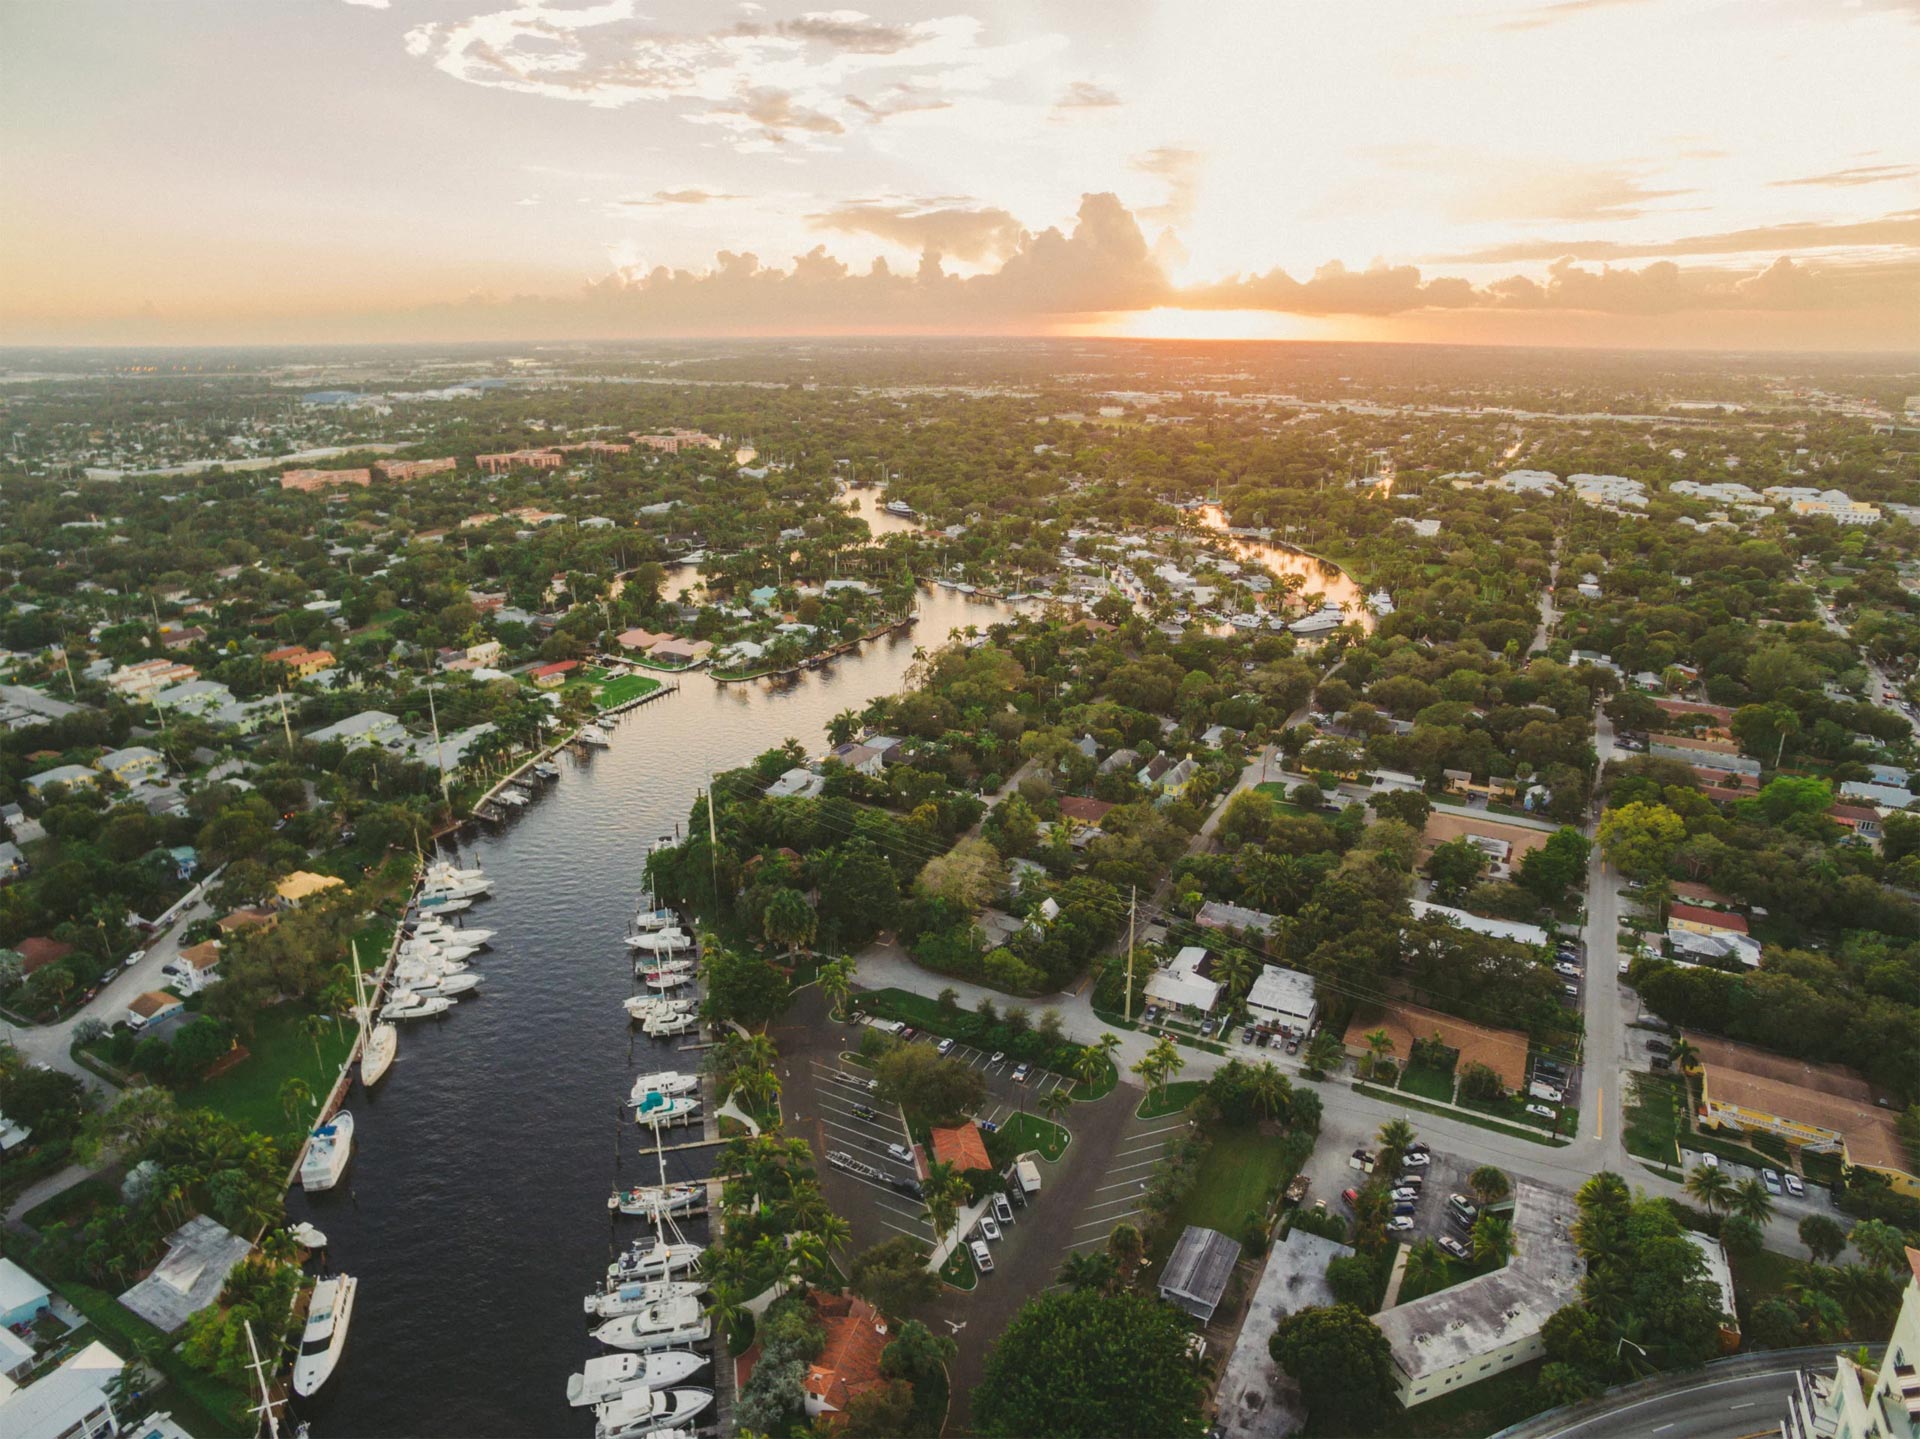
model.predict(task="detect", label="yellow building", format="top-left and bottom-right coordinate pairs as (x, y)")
top-left (275, 871), bottom-right (344, 906)
top-left (1690, 1033), bottom-right (1919, 1198)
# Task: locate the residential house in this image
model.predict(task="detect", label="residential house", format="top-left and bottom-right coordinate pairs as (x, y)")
top-left (766, 768), bottom-right (825, 800)
top-left (1829, 803), bottom-right (1884, 843)
top-left (119, 1216), bottom-right (252, 1333)
top-left (0, 1258), bottom-right (50, 1328)
top-left (528, 660), bottom-right (579, 689)
top-left (0, 841), bottom-right (25, 880)
top-left (0, 1339), bottom-right (125, 1439)
top-left (1145, 946), bottom-right (1221, 1015)
top-left (827, 742), bottom-right (885, 778)
top-left (1195, 900), bottom-right (1277, 937)
top-left (126, 991), bottom-right (184, 1031)
top-left (1244, 965), bottom-right (1319, 1032)
top-left (799, 1292), bottom-right (890, 1422)
top-left (161, 941), bottom-right (222, 995)
top-left (308, 710), bottom-right (402, 747)
top-left (25, 763), bottom-right (98, 793)
top-left (94, 746), bottom-right (166, 784)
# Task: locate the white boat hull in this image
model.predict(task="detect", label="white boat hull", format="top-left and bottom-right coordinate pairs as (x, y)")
top-left (300, 1112), bottom-right (355, 1192)
top-left (584, 1279), bottom-right (705, 1318)
top-left (594, 1387), bottom-right (713, 1439)
top-left (360, 1024), bottom-right (397, 1085)
top-left (292, 1274), bottom-right (357, 1397)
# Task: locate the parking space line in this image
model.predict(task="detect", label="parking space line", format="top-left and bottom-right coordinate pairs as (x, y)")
top-left (1107, 1156), bottom-right (1164, 1174)
top-left (1094, 1177), bottom-right (1149, 1193)
top-left (1131, 1121), bottom-right (1188, 1138)
top-left (1083, 1192), bottom-right (1146, 1213)
top-left (877, 1218), bottom-right (931, 1240)
top-left (1074, 1208), bottom-right (1140, 1231)
top-left (1062, 1231), bottom-right (1117, 1250)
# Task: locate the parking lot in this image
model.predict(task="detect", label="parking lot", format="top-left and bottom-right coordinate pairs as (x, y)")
top-left (1055, 1109), bottom-right (1193, 1262)
top-left (888, 1029), bottom-right (1078, 1129)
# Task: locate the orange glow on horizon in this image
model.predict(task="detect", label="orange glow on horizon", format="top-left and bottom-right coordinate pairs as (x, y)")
top-left (1067, 308), bottom-right (1333, 342)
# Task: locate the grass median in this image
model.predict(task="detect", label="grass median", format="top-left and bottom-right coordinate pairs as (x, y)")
top-left (1352, 1083), bottom-right (1569, 1147)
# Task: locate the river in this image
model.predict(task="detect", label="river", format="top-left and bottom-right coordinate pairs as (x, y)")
top-left (285, 571), bottom-right (1018, 1438)
top-left (1192, 503), bottom-right (1374, 632)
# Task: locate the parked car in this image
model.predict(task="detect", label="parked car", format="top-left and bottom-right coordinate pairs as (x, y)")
top-left (1554, 962), bottom-right (1580, 978)
top-left (1341, 1187), bottom-right (1359, 1209)
top-left (1525, 1103), bottom-right (1556, 1119)
top-left (1390, 1187), bottom-right (1419, 1203)
top-left (1012, 1063), bottom-right (1031, 1084)
top-left (979, 1216), bottom-right (1002, 1241)
top-left (1562, 983), bottom-right (1580, 998)
top-left (1402, 1151), bottom-right (1431, 1168)
top-left (1699, 1152), bottom-right (1720, 1169)
top-left (1447, 1194), bottom-right (1477, 1218)
top-left (1647, 1039), bottom-right (1671, 1055)
top-left (1784, 1172), bottom-right (1806, 1198)
top-left (970, 1241), bottom-right (994, 1272)
top-left (1396, 1174), bottom-right (1424, 1192)
top-left (899, 1027), bottom-right (916, 1041)
top-left (1391, 1202), bottom-right (1416, 1217)
top-left (1761, 1169), bottom-right (1783, 1195)
top-left (1650, 1056), bottom-right (1671, 1071)
top-left (989, 1051), bottom-right (1004, 1065)
top-left (1285, 1038), bottom-right (1300, 1054)
top-left (1438, 1236), bottom-right (1471, 1260)
top-left (891, 1177), bottom-right (923, 1198)
top-left (992, 1194), bottom-right (1015, 1225)
top-left (852, 1104), bottom-right (877, 1120)
top-left (887, 1143), bottom-right (913, 1164)
top-left (1388, 1215), bottom-right (1415, 1232)
top-left (1243, 1027), bottom-right (1257, 1044)
top-left (936, 1037), bottom-right (955, 1055)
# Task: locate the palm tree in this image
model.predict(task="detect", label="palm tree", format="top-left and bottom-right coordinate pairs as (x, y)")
top-left (278, 1077), bottom-right (313, 1127)
top-left (1362, 1028), bottom-right (1394, 1079)
top-left (1059, 1251), bottom-right (1116, 1293)
top-left (705, 1280), bottom-right (750, 1340)
top-left (1731, 1177), bottom-right (1776, 1226)
top-left (922, 1160), bottom-right (967, 1247)
top-left (1072, 1044), bottom-right (1107, 1088)
top-left (818, 956), bottom-right (856, 1019)
top-left (1304, 1029), bottom-right (1344, 1077)
top-left (1685, 1163), bottom-right (1736, 1217)
top-left (1667, 1037), bottom-right (1699, 1072)
top-left (1849, 1218), bottom-right (1910, 1273)
top-left (1248, 1062), bottom-right (1288, 1121)
top-left (827, 709), bottom-right (861, 746)
top-left (787, 1231), bottom-right (829, 1282)
top-left (1471, 1213), bottom-right (1514, 1267)
top-left (1040, 1087), bottom-right (1072, 1130)
top-left (1468, 1165), bottom-right (1511, 1207)
top-left (302, 1012), bottom-right (331, 1072)
top-left (811, 1210), bottom-right (853, 1256)
top-left (1402, 1240), bottom-right (1444, 1296)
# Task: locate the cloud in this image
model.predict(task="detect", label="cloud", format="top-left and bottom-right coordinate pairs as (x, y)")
top-left (1132, 147), bottom-right (1202, 226)
top-left (621, 188), bottom-right (746, 207)
top-left (1432, 210), bottom-right (1920, 263)
top-left (1771, 162), bottom-right (1920, 189)
top-left (1053, 80), bottom-right (1121, 111)
top-left (1189, 260), bottom-right (1480, 316)
top-left (1494, 0), bottom-right (1651, 31)
top-left (808, 200), bottom-right (1024, 262)
top-left (398, 3), bottom-right (1062, 148)
top-left (1446, 163), bottom-right (1695, 223)
top-left (341, 0), bottom-right (392, 8)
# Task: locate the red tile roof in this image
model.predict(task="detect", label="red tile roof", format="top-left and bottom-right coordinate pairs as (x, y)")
top-left (1058, 795), bottom-right (1116, 826)
top-left (929, 1122), bottom-right (991, 1172)
top-left (1669, 902), bottom-right (1748, 934)
top-left (803, 1291), bottom-right (890, 1416)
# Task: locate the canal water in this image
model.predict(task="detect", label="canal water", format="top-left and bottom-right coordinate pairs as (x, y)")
top-left (286, 572), bottom-right (1016, 1438)
top-left (1193, 503), bottom-right (1374, 631)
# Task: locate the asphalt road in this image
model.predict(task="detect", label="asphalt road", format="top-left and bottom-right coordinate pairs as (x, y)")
top-left (1521, 1361), bottom-right (1810, 1439)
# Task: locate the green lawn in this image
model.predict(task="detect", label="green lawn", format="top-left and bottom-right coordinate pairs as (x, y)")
top-left (21, 1177), bottom-right (118, 1231)
top-left (1398, 1062), bottom-right (1456, 1104)
top-left (174, 1001), bottom-right (356, 1150)
top-left (1396, 1253), bottom-right (1490, 1304)
top-left (1250, 784), bottom-right (1314, 814)
top-left (989, 1112), bottom-right (1070, 1162)
top-left (1137, 1081), bottom-right (1207, 1120)
top-left (1170, 1123), bottom-right (1303, 1239)
top-left (1624, 1071), bottom-right (1683, 1165)
top-left (938, 1246), bottom-right (978, 1291)
top-left (596, 671), bottom-right (663, 708)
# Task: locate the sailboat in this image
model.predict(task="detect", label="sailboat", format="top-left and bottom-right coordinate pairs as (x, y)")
top-left (353, 944), bottom-right (396, 1087)
top-left (639, 969), bottom-right (695, 992)
top-left (626, 928), bottom-right (692, 955)
top-left (609, 1182), bottom-right (703, 1218)
top-left (631, 905), bottom-right (679, 932)
top-left (607, 1235), bottom-right (703, 1283)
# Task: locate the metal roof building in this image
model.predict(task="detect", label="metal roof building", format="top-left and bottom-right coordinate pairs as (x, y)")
top-left (1159, 1225), bottom-right (1241, 1323)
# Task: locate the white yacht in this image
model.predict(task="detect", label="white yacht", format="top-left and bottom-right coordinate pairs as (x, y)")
top-left (633, 1092), bottom-right (699, 1127)
top-left (610, 1182), bottom-right (703, 1218)
top-left (352, 946), bottom-right (396, 1088)
top-left (584, 1279), bottom-right (705, 1320)
top-left (300, 1112), bottom-right (354, 1192)
top-left (399, 969), bottom-right (482, 998)
top-left (420, 864), bottom-right (490, 899)
top-left (591, 1295), bottom-right (711, 1352)
top-left (291, 1274), bottom-right (357, 1396)
top-left (412, 892), bottom-right (472, 914)
top-left (608, 1236), bottom-right (703, 1283)
top-left (1289, 601), bottom-right (1347, 636)
top-left (1367, 589), bottom-right (1395, 616)
top-left (632, 905), bottom-right (678, 931)
top-left (493, 788), bottom-right (530, 808)
top-left (885, 498), bottom-right (914, 516)
top-left (566, 1351), bottom-right (708, 1407)
top-left (412, 915), bottom-right (495, 945)
top-left (595, 1387), bottom-right (712, 1439)
top-left (578, 723), bottom-right (612, 747)
top-left (643, 1011), bottom-right (700, 1039)
top-left (289, 1221), bottom-right (328, 1250)
top-left (381, 989), bottom-right (456, 1022)
top-left (402, 933), bottom-right (485, 962)
top-left (628, 1072), bottom-right (698, 1103)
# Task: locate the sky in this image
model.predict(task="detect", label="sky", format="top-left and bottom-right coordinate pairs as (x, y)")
top-left (3, 0), bottom-right (1918, 349)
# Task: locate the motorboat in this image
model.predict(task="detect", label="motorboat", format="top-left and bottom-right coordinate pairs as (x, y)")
top-left (591, 1296), bottom-right (711, 1352)
top-left (289, 1221), bottom-right (328, 1250)
top-left (533, 761), bottom-right (561, 781)
top-left (291, 1274), bottom-right (357, 1397)
top-left (628, 1072), bottom-right (698, 1102)
top-left (583, 1279), bottom-right (705, 1319)
top-left (300, 1112), bottom-right (354, 1192)
top-left (631, 906), bottom-right (679, 931)
top-left (380, 989), bottom-right (456, 1022)
top-left (400, 970), bottom-right (482, 998)
top-left (608, 1236), bottom-right (702, 1283)
top-left (643, 1011), bottom-right (701, 1039)
top-left (412, 892), bottom-right (472, 914)
top-left (640, 970), bottom-right (695, 992)
top-left (633, 1092), bottom-right (699, 1127)
top-left (412, 915), bottom-right (495, 945)
top-left (566, 1352), bottom-right (708, 1408)
top-left (426, 859), bottom-right (487, 885)
top-left (610, 1182), bottom-right (703, 1217)
top-left (647, 836), bottom-right (678, 857)
top-left (578, 724), bottom-right (612, 747)
top-left (403, 930), bottom-right (487, 959)
top-left (594, 1387), bottom-right (713, 1439)
top-left (885, 498), bottom-right (914, 516)
top-left (637, 958), bottom-right (695, 977)
top-left (493, 788), bottom-right (529, 808)
top-left (421, 863), bottom-right (490, 898)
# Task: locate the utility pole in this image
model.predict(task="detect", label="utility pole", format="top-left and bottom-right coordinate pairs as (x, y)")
top-left (425, 671), bottom-right (449, 807)
top-left (1125, 885), bottom-right (1137, 1024)
top-left (705, 769), bottom-right (719, 902)
top-left (276, 686), bottom-right (294, 750)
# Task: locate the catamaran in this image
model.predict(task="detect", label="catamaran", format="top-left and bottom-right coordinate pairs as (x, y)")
top-left (609, 1182), bottom-right (702, 1217)
top-left (608, 1235), bottom-right (702, 1283)
top-left (292, 1274), bottom-right (357, 1396)
top-left (353, 946), bottom-right (396, 1087)
top-left (300, 1112), bottom-right (354, 1191)
top-left (643, 1011), bottom-right (700, 1039)
top-left (380, 988), bottom-right (456, 1022)
top-left (628, 1071), bottom-right (698, 1102)
top-left (566, 1352), bottom-right (708, 1407)
top-left (591, 1295), bottom-right (711, 1352)
top-left (583, 1278), bottom-right (705, 1319)
top-left (633, 1092), bottom-right (699, 1127)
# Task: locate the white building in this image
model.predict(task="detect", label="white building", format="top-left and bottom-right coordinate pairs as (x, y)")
top-left (1144, 946), bottom-right (1222, 1015)
top-left (1244, 964), bottom-right (1318, 1031)
top-left (308, 710), bottom-right (402, 747)
top-left (1410, 900), bottom-right (1550, 948)
top-left (0, 1339), bottom-right (124, 1439)
top-left (1780, 1246), bottom-right (1920, 1438)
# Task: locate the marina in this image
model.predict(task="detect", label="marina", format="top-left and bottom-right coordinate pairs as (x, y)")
top-left (280, 577), bottom-right (1015, 1436)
